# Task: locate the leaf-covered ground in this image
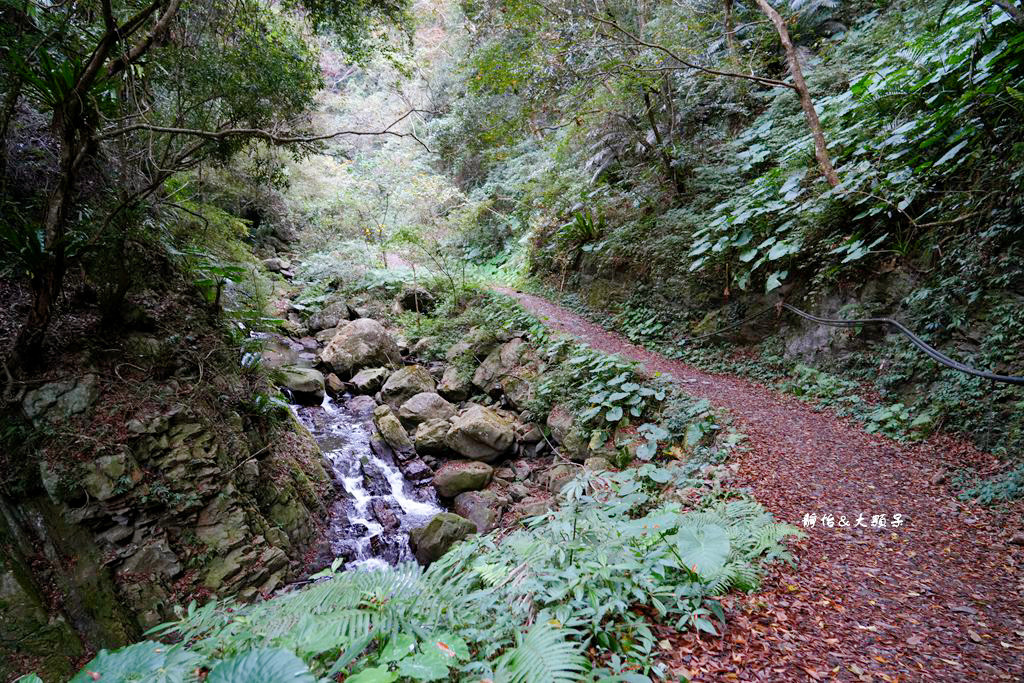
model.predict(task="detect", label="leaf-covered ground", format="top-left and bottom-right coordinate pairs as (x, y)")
top-left (496, 287), bottom-right (1024, 682)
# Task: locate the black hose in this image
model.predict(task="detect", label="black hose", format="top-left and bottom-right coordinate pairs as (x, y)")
top-left (779, 304), bottom-right (1024, 385)
top-left (682, 302), bottom-right (1024, 386)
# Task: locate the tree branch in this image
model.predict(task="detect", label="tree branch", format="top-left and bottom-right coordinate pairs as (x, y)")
top-left (107, 0), bottom-right (183, 78)
top-left (583, 12), bottom-right (798, 91)
top-left (97, 109), bottom-right (435, 152)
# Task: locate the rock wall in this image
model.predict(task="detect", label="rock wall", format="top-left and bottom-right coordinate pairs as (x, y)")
top-left (1, 391), bottom-right (332, 681)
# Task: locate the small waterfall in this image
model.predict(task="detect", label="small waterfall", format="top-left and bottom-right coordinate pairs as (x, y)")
top-left (292, 395), bottom-right (442, 570)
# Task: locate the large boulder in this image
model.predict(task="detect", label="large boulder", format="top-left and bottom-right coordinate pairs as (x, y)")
top-left (22, 374), bottom-right (99, 422)
top-left (445, 327), bottom-right (507, 361)
top-left (408, 512), bottom-right (477, 565)
top-left (373, 405), bottom-right (413, 454)
top-left (351, 367), bottom-right (390, 394)
top-left (398, 392), bottom-right (456, 430)
top-left (437, 366), bottom-right (472, 402)
top-left (501, 375), bottom-right (534, 411)
top-left (546, 404), bottom-right (574, 444)
top-left (380, 365), bottom-right (436, 410)
top-left (472, 338), bottom-right (525, 393)
top-left (445, 405), bottom-right (515, 463)
top-left (432, 460), bottom-right (493, 497)
top-left (321, 319), bottom-right (400, 378)
top-left (277, 366), bottom-right (325, 405)
top-left (453, 490), bottom-right (503, 533)
top-left (546, 404), bottom-right (588, 460)
top-left (414, 418), bottom-right (451, 455)
top-left (307, 300), bottom-right (351, 333)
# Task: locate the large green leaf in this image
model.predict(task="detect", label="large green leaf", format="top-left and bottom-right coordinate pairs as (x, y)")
top-left (379, 633), bottom-right (417, 663)
top-left (207, 649), bottom-right (316, 683)
top-left (346, 667), bottom-right (398, 683)
top-left (672, 524), bottom-right (731, 576)
top-left (69, 642), bottom-right (202, 683)
top-left (396, 649), bottom-right (451, 681)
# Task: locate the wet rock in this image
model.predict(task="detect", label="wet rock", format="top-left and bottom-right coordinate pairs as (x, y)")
top-left (361, 458), bottom-right (394, 497)
top-left (414, 418), bottom-right (451, 455)
top-left (371, 498), bottom-right (401, 531)
top-left (400, 458), bottom-right (434, 483)
top-left (380, 365), bottom-right (436, 410)
top-left (432, 460), bottom-right (493, 498)
top-left (22, 374), bottom-right (100, 422)
top-left (370, 534), bottom-right (406, 565)
top-left (307, 299), bottom-right (350, 333)
top-left (321, 319), bottom-right (401, 378)
top-left (346, 395), bottom-right (378, 418)
top-left (454, 490), bottom-right (503, 533)
top-left (437, 366), bottom-right (472, 402)
top-left (398, 392), bottom-right (456, 430)
top-left (373, 405), bottom-right (414, 454)
top-left (584, 456), bottom-right (612, 472)
top-left (325, 373), bottom-right (345, 396)
top-left (277, 366), bottom-right (325, 405)
top-left (351, 367), bottom-right (390, 394)
top-left (408, 512), bottom-right (476, 565)
top-left (445, 405), bottom-right (515, 463)
top-left (395, 287), bottom-right (436, 315)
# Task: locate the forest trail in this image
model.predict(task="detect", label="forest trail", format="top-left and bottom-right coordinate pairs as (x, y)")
top-left (494, 287), bottom-right (1024, 682)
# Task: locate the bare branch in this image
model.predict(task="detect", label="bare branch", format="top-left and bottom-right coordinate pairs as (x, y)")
top-left (582, 11), bottom-right (798, 91)
top-left (97, 109), bottom-right (435, 152)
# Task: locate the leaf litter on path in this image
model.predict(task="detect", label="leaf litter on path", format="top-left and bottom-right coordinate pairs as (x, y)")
top-left (496, 287), bottom-right (1024, 682)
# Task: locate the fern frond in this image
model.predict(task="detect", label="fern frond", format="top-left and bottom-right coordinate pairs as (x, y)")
top-left (493, 622), bottom-right (587, 683)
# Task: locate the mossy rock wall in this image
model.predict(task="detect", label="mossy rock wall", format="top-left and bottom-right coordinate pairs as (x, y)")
top-left (0, 402), bottom-right (332, 681)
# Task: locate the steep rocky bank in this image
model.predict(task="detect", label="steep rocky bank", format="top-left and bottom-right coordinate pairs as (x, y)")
top-left (0, 288), bottom-right (336, 680)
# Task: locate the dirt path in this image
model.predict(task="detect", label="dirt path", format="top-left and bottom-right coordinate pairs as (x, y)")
top-left (495, 287), bottom-right (1024, 682)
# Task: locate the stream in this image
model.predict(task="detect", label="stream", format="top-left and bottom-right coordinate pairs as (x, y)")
top-left (292, 395), bottom-right (442, 570)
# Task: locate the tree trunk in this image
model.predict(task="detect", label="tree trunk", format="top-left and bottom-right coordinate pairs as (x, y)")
top-left (754, 0), bottom-right (840, 187)
top-left (724, 0), bottom-right (737, 54)
top-left (643, 90), bottom-right (684, 194)
top-left (10, 125), bottom-right (79, 370)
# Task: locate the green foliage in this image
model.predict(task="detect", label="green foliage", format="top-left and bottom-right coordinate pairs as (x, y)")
top-left (67, 641), bottom-right (202, 683)
top-left (955, 463), bottom-right (1024, 505)
top-left (446, 463), bottom-right (802, 677)
top-left (571, 351), bottom-right (665, 425)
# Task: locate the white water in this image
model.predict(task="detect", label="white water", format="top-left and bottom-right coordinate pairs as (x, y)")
top-left (292, 395), bottom-right (442, 571)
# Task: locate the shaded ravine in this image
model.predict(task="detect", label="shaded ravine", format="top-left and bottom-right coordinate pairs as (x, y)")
top-left (292, 396), bottom-right (442, 570)
top-left (495, 287), bottom-right (1024, 681)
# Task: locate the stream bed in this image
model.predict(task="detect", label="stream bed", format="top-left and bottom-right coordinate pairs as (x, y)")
top-left (292, 395), bottom-right (442, 570)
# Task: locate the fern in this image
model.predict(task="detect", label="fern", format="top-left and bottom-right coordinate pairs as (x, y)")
top-left (493, 623), bottom-right (588, 683)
